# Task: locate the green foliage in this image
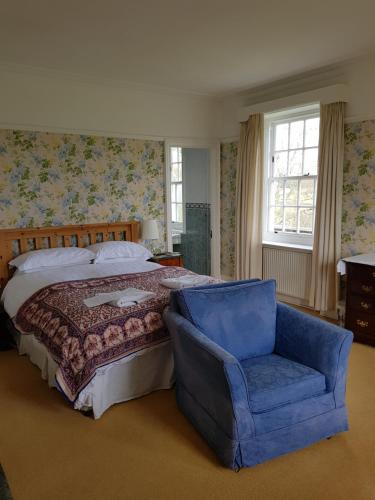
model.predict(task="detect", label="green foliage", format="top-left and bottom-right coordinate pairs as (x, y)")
top-left (87, 195), bottom-right (96, 206)
top-left (44, 208), bottom-right (55, 226)
top-left (343, 160), bottom-right (351, 174)
top-left (362, 149), bottom-right (374, 161)
top-left (355, 214), bottom-right (365, 227)
top-left (359, 202), bottom-right (369, 213)
top-left (344, 128), bottom-right (357, 145)
top-left (12, 131), bottom-right (33, 151)
top-left (358, 163), bottom-right (368, 176)
top-left (39, 159), bottom-right (51, 183)
top-left (65, 157), bottom-right (84, 176)
top-left (106, 137), bottom-right (122, 155)
top-left (343, 183), bottom-right (355, 195)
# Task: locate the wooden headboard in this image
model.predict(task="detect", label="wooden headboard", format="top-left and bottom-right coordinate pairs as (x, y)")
top-left (0, 221), bottom-right (140, 290)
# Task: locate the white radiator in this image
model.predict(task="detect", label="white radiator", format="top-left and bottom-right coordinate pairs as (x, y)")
top-left (262, 245), bottom-right (312, 305)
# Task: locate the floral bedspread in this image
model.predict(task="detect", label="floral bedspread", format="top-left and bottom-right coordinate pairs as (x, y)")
top-left (14, 266), bottom-right (201, 402)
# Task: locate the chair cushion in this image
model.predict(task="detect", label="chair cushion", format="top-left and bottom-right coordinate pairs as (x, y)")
top-left (240, 354), bottom-right (327, 413)
top-left (175, 279), bottom-right (277, 360)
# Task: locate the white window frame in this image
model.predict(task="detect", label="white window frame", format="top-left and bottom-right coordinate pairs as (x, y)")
top-left (170, 147), bottom-right (184, 232)
top-left (263, 105), bottom-right (320, 248)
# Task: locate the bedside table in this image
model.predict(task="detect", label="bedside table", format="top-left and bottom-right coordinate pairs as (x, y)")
top-left (149, 253), bottom-right (183, 267)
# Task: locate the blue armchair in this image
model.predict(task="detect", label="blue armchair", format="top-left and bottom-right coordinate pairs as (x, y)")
top-left (164, 279), bottom-right (353, 470)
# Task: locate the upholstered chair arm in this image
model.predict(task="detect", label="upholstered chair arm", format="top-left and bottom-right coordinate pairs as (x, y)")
top-left (164, 308), bottom-right (255, 440)
top-left (275, 303), bottom-right (353, 407)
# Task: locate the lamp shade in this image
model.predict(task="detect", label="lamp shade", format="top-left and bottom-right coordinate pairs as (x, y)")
top-left (142, 219), bottom-right (160, 240)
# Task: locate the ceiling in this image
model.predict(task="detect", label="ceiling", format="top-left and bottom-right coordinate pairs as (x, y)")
top-left (1, 0), bottom-right (375, 95)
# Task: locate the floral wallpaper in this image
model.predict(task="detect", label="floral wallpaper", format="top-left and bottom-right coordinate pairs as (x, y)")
top-left (342, 120), bottom-right (375, 257)
top-left (0, 129), bottom-right (166, 251)
top-left (3, 120), bottom-right (373, 273)
top-left (220, 141), bottom-right (238, 278)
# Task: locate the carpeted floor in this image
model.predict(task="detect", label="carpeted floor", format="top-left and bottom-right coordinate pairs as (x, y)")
top-left (0, 343), bottom-right (374, 500)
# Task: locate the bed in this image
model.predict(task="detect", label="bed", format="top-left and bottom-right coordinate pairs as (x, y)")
top-left (0, 222), bottom-right (196, 418)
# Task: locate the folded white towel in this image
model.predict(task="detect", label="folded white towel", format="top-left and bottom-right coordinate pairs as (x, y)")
top-left (160, 274), bottom-right (210, 289)
top-left (84, 288), bottom-right (155, 308)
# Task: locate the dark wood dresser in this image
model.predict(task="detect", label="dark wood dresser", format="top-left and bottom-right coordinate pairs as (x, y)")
top-left (345, 262), bottom-right (375, 346)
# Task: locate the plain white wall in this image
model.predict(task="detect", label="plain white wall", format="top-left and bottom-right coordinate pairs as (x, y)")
top-left (0, 66), bottom-right (220, 140)
top-left (182, 148), bottom-right (210, 204)
top-left (2, 53), bottom-right (375, 142)
top-left (218, 52), bottom-right (375, 140)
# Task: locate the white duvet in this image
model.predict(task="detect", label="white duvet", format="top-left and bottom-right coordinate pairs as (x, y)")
top-left (1, 259), bottom-right (161, 317)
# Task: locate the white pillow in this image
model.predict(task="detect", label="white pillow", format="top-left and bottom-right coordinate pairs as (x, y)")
top-left (9, 247), bottom-right (95, 272)
top-left (86, 241), bottom-right (152, 262)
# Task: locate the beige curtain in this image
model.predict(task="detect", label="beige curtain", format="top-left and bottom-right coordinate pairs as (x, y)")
top-left (309, 102), bottom-right (345, 315)
top-left (235, 113), bottom-right (264, 280)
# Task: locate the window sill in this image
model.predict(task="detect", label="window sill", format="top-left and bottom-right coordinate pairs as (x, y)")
top-left (262, 241), bottom-right (313, 253)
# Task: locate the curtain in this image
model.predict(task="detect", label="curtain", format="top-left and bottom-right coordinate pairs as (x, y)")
top-left (235, 113), bottom-right (264, 279)
top-left (309, 102), bottom-right (345, 315)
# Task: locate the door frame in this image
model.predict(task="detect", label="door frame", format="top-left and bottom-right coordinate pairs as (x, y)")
top-left (165, 138), bottom-right (221, 277)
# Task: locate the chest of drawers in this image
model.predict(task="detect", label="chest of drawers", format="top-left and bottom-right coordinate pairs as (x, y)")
top-left (345, 262), bottom-right (375, 346)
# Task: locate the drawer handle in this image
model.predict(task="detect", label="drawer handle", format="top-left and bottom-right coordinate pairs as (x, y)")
top-left (361, 301), bottom-right (371, 310)
top-left (356, 319), bottom-right (369, 328)
top-left (361, 285), bottom-right (373, 293)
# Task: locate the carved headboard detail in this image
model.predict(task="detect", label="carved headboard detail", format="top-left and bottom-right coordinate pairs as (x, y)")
top-left (0, 221), bottom-right (140, 290)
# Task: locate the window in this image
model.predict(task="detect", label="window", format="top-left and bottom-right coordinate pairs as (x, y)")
top-left (264, 107), bottom-right (320, 246)
top-left (170, 146), bottom-right (183, 230)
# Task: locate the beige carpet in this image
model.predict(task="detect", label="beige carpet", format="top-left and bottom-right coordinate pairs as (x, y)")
top-left (0, 343), bottom-right (374, 500)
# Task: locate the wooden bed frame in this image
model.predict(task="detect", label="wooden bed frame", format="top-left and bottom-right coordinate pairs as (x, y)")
top-left (0, 221), bottom-right (140, 291)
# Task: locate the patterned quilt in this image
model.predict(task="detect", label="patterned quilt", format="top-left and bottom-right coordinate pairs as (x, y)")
top-left (14, 266), bottom-right (207, 402)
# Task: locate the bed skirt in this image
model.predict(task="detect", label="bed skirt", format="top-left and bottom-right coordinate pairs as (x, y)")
top-left (15, 332), bottom-right (174, 418)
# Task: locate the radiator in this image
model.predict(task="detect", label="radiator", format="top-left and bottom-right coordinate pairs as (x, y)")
top-left (262, 245), bottom-right (312, 305)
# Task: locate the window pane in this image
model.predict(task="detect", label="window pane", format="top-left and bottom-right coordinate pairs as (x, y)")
top-left (299, 208), bottom-right (313, 233)
top-left (274, 152), bottom-right (288, 177)
top-left (289, 120), bottom-right (304, 149)
top-left (177, 204), bottom-right (183, 223)
top-left (305, 118), bottom-right (319, 147)
top-left (285, 180), bottom-right (298, 205)
top-left (171, 164), bottom-right (180, 182)
top-left (299, 179), bottom-right (314, 206)
top-left (275, 123), bottom-right (289, 150)
top-left (269, 206), bottom-right (283, 232)
top-left (288, 150), bottom-right (303, 176)
top-left (176, 183), bottom-right (182, 203)
top-left (284, 207), bottom-right (297, 232)
top-left (303, 148), bottom-right (318, 175)
top-left (171, 147), bottom-right (181, 163)
top-left (270, 180), bottom-right (284, 206)
top-left (172, 204), bottom-right (177, 222)
top-left (171, 184), bottom-right (176, 203)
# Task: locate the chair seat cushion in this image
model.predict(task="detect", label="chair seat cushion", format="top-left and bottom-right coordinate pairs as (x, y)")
top-left (175, 279), bottom-right (277, 360)
top-left (240, 354), bottom-right (327, 413)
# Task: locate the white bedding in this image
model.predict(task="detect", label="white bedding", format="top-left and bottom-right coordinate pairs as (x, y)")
top-left (1, 259), bottom-right (175, 418)
top-left (2, 259), bottom-right (162, 317)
